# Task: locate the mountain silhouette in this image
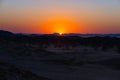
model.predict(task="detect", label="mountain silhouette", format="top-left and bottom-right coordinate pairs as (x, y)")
top-left (0, 30), bottom-right (14, 37)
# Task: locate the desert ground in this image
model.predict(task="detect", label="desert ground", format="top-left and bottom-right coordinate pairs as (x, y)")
top-left (0, 32), bottom-right (120, 80)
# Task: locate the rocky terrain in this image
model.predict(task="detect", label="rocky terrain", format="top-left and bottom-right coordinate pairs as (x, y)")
top-left (0, 61), bottom-right (51, 80)
top-left (0, 30), bottom-right (120, 80)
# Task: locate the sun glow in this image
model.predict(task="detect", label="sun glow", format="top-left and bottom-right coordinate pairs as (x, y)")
top-left (42, 18), bottom-right (79, 34)
top-left (59, 33), bottom-right (62, 35)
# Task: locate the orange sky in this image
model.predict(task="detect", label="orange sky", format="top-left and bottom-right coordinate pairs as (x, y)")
top-left (0, 0), bottom-right (120, 34)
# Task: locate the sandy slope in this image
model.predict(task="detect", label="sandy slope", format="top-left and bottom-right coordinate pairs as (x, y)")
top-left (0, 51), bottom-right (120, 80)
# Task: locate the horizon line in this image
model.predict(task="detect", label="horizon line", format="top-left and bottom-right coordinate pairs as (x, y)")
top-left (0, 29), bottom-right (120, 35)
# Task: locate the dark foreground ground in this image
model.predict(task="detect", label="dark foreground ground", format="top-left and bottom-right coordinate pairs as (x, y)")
top-left (0, 31), bottom-right (120, 80)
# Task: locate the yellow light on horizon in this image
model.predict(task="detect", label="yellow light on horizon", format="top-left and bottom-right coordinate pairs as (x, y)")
top-left (41, 17), bottom-right (80, 34)
top-left (59, 33), bottom-right (62, 35)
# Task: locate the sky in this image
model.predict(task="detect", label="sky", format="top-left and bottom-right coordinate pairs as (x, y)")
top-left (0, 0), bottom-right (120, 34)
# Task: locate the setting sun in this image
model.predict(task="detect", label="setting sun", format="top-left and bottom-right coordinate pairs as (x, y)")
top-left (54, 23), bottom-right (67, 34)
top-left (42, 18), bottom-right (79, 34)
top-left (59, 33), bottom-right (62, 35)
